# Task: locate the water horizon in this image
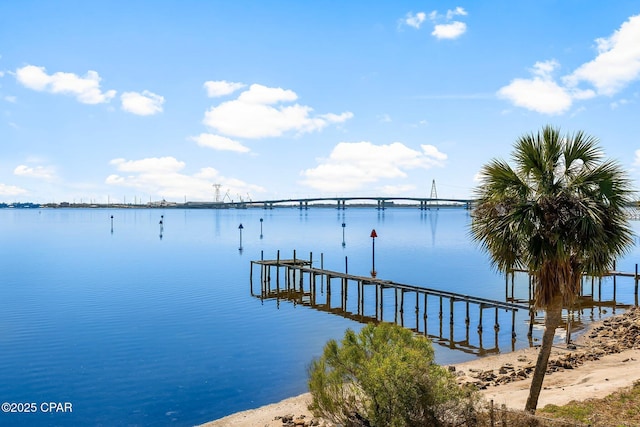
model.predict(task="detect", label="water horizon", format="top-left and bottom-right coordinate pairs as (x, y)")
top-left (1, 207), bottom-right (638, 426)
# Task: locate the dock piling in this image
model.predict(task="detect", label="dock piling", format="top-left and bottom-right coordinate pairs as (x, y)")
top-left (252, 253), bottom-right (528, 356)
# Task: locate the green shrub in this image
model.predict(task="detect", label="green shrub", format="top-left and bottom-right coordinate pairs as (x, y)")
top-left (308, 322), bottom-right (477, 426)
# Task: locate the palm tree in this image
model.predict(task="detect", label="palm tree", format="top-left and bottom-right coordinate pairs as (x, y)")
top-left (470, 125), bottom-right (634, 413)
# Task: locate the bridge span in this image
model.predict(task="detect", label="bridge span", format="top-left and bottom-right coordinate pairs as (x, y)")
top-left (186, 196), bottom-right (475, 210)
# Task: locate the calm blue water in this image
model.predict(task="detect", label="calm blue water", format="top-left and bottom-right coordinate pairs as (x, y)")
top-left (1, 207), bottom-right (638, 426)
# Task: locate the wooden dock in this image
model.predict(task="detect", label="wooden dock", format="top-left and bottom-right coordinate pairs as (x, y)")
top-left (504, 262), bottom-right (640, 343)
top-left (250, 250), bottom-right (530, 356)
top-left (505, 261), bottom-right (640, 306)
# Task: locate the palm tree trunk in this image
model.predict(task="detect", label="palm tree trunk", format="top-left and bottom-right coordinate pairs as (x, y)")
top-left (525, 294), bottom-right (563, 413)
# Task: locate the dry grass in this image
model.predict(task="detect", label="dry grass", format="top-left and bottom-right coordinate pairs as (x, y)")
top-left (538, 380), bottom-right (640, 427)
top-left (466, 381), bottom-right (640, 426)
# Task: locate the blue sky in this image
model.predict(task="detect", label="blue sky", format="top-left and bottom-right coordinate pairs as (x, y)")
top-left (1, 1), bottom-right (640, 204)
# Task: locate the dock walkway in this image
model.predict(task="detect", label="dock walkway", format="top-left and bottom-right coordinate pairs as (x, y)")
top-left (251, 251), bottom-right (530, 356)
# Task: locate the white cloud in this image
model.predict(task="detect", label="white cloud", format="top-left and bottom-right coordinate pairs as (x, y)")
top-left (203, 83), bottom-right (353, 139)
top-left (498, 77), bottom-right (573, 115)
top-left (564, 14), bottom-right (640, 96)
top-left (190, 133), bottom-right (250, 153)
top-left (405, 12), bottom-right (426, 29)
top-left (4, 95), bottom-right (16, 103)
top-left (15, 65), bottom-right (116, 104)
top-left (237, 84), bottom-right (297, 104)
top-left (379, 184), bottom-right (417, 195)
top-left (570, 88), bottom-right (597, 100)
top-left (498, 59), bottom-right (573, 114)
top-left (110, 156), bottom-right (185, 173)
top-left (635, 149), bottom-right (640, 166)
top-left (531, 59), bottom-right (559, 79)
top-left (13, 164), bottom-right (56, 180)
top-left (204, 80), bottom-right (246, 97)
top-left (300, 141), bottom-right (447, 192)
top-left (120, 90), bottom-right (164, 116)
top-left (500, 14), bottom-right (640, 114)
top-left (432, 21), bottom-right (467, 40)
top-left (421, 144), bottom-right (448, 161)
top-left (106, 156), bottom-right (264, 200)
top-left (610, 98), bottom-right (630, 109)
top-left (378, 113), bottom-right (392, 123)
top-left (405, 6), bottom-right (467, 39)
top-left (0, 183), bottom-right (27, 196)
top-left (446, 7), bottom-right (467, 19)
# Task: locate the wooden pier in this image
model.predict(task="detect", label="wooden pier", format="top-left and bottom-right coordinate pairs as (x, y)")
top-left (505, 261), bottom-right (640, 306)
top-left (250, 251), bottom-right (530, 356)
top-left (505, 262), bottom-right (640, 343)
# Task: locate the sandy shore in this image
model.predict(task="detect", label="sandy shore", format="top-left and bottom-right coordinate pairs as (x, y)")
top-left (200, 308), bottom-right (640, 427)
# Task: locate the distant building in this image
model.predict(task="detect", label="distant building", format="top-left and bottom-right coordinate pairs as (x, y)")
top-left (147, 199), bottom-right (177, 208)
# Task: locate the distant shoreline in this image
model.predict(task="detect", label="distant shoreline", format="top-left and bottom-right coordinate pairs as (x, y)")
top-left (1, 202), bottom-right (468, 209)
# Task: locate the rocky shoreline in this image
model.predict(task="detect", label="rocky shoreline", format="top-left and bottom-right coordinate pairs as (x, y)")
top-left (455, 307), bottom-right (640, 390)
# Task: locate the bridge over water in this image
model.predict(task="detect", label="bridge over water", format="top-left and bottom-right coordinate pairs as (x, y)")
top-left (185, 196), bottom-right (475, 210)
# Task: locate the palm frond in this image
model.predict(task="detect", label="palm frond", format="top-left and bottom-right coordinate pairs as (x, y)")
top-left (471, 125), bottom-right (634, 309)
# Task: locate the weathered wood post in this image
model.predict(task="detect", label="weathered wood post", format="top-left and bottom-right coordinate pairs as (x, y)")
top-left (423, 294), bottom-right (428, 335)
top-left (566, 309), bottom-right (573, 345)
top-left (276, 250), bottom-right (280, 286)
top-left (414, 292), bottom-right (419, 330)
top-left (343, 257), bottom-right (348, 309)
top-left (308, 252), bottom-right (313, 296)
top-left (357, 280), bottom-right (362, 316)
top-left (370, 229), bottom-right (377, 277)
top-left (250, 260), bottom-right (254, 285)
top-left (505, 272), bottom-right (509, 299)
top-left (465, 301), bottom-right (470, 325)
top-left (394, 289), bottom-right (399, 323)
top-left (375, 282), bottom-right (379, 319)
top-left (449, 298), bottom-right (454, 325)
top-left (343, 277), bottom-right (348, 311)
top-left (399, 290), bottom-right (405, 327)
top-left (320, 253), bottom-right (324, 292)
top-left (490, 400), bottom-right (495, 427)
